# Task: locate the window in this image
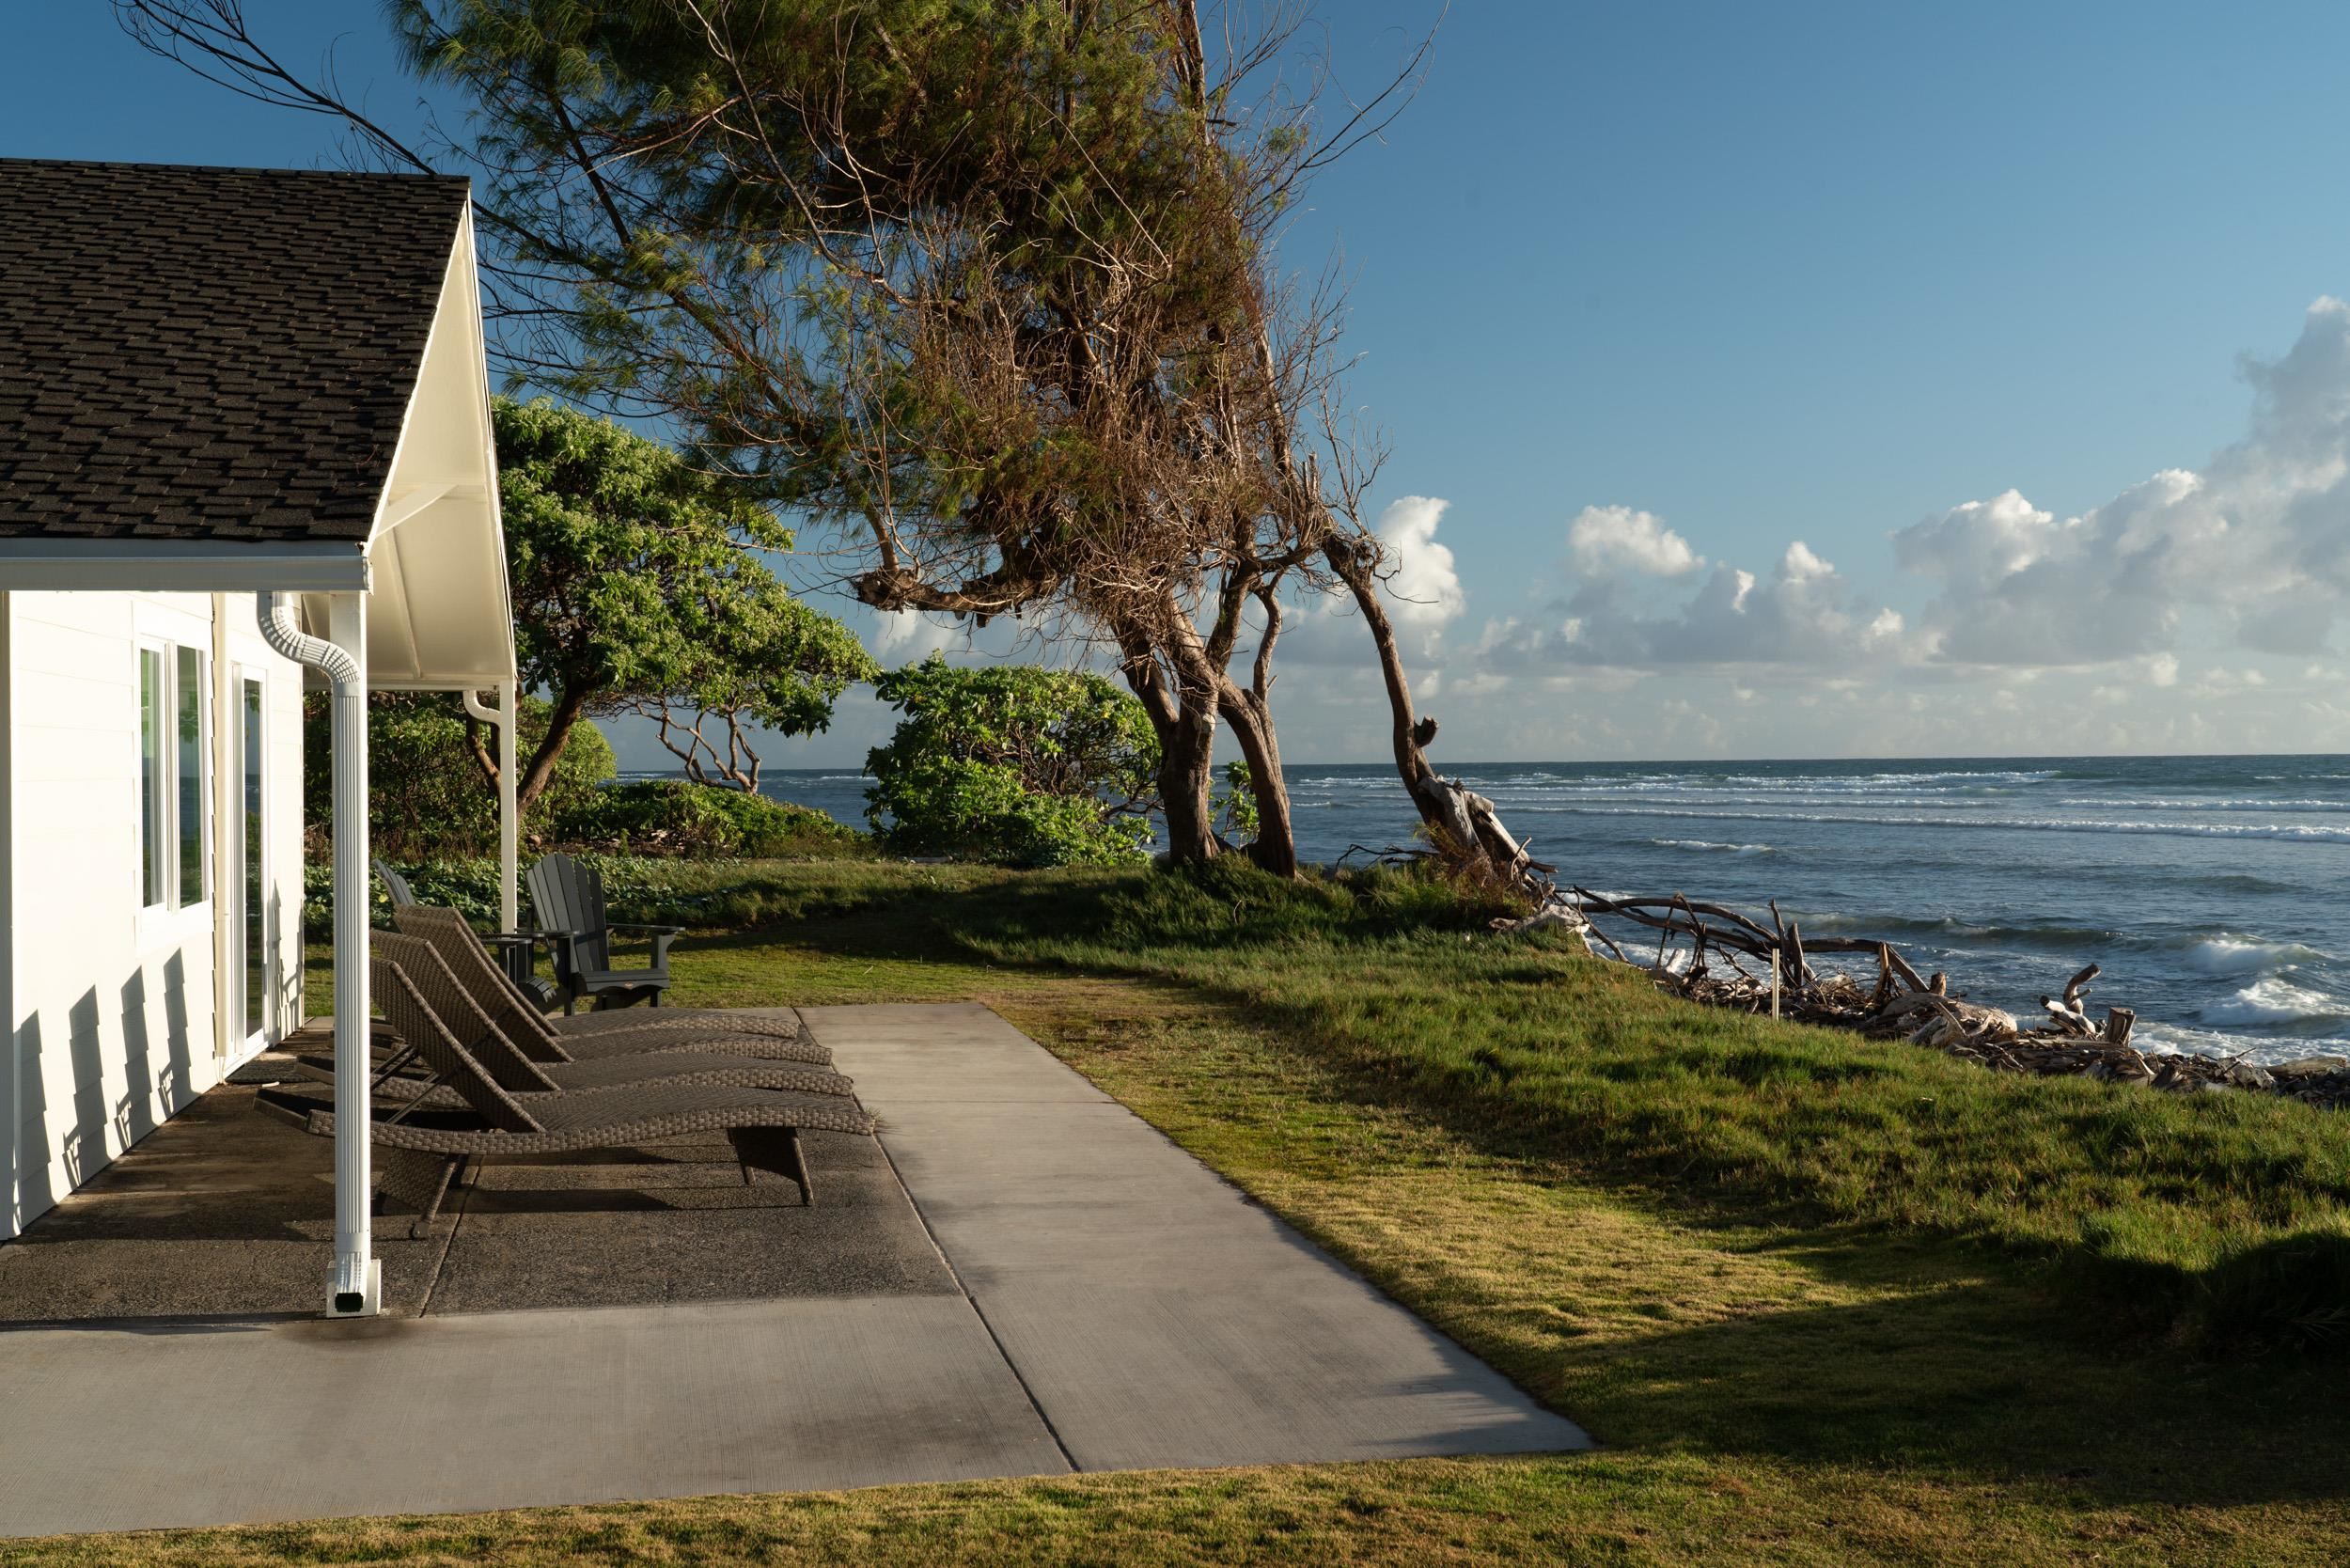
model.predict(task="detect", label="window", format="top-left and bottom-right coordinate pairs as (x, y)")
top-left (177, 646), bottom-right (206, 908)
top-left (138, 641), bottom-right (209, 911)
top-left (243, 677), bottom-right (265, 1037)
top-left (139, 649), bottom-right (165, 905)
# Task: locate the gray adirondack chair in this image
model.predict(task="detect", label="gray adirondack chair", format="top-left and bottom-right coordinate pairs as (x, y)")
top-left (374, 859), bottom-right (417, 908)
top-left (526, 852), bottom-right (682, 1013)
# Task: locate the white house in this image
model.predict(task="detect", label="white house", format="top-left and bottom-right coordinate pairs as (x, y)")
top-left (0, 159), bottom-right (520, 1316)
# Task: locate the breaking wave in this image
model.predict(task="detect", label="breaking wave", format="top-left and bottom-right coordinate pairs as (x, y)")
top-left (2201, 978), bottom-right (2347, 1028)
top-left (2181, 936), bottom-right (2329, 976)
top-left (1652, 839), bottom-right (1776, 855)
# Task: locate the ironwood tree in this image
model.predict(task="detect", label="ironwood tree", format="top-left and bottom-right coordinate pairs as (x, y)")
top-left (118, 1), bottom-right (1538, 887)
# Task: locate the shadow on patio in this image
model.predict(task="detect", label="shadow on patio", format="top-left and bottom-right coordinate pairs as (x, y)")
top-left (0, 1022), bottom-right (955, 1325)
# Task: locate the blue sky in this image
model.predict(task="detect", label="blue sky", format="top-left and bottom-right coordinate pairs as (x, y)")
top-left (10, 3), bottom-right (2350, 764)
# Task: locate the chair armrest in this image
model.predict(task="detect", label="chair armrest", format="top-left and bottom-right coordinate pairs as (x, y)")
top-left (607, 922), bottom-right (686, 936)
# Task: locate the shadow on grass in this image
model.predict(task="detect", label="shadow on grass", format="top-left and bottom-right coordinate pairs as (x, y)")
top-left (1546, 1252), bottom-right (2350, 1510)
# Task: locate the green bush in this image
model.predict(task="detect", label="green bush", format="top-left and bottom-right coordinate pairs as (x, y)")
top-left (552, 780), bottom-right (864, 859)
top-left (305, 691), bottom-right (615, 857)
top-left (867, 655), bottom-right (1158, 867)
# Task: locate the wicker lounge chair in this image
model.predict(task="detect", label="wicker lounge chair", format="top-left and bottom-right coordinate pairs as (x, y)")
top-left (377, 858), bottom-right (560, 1006)
top-left (528, 852), bottom-right (677, 1012)
top-left (389, 904), bottom-right (825, 1062)
top-left (258, 952), bottom-right (876, 1232)
top-left (294, 933), bottom-right (859, 1111)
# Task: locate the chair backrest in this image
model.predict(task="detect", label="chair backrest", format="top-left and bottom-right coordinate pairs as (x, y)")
top-left (391, 905), bottom-right (569, 1062)
top-left (527, 853), bottom-right (610, 972)
top-left (374, 860), bottom-right (417, 907)
top-left (371, 930), bottom-right (562, 1097)
top-left (368, 954), bottom-right (543, 1135)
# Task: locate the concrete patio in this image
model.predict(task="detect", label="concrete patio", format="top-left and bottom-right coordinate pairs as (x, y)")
top-left (0, 1002), bottom-right (1589, 1538)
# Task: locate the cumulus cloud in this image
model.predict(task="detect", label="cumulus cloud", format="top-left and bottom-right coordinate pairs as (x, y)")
top-left (1896, 295), bottom-right (2350, 666)
top-left (870, 608), bottom-right (958, 663)
top-left (1268, 494), bottom-right (1466, 666)
top-left (1567, 505), bottom-right (1705, 577)
top-left (1473, 530), bottom-right (1906, 674)
top-left (1374, 495), bottom-right (1467, 631)
top-left (1567, 541), bottom-right (1907, 668)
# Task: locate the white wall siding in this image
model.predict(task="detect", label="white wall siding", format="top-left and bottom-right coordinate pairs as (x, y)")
top-left (4, 590), bottom-right (306, 1239)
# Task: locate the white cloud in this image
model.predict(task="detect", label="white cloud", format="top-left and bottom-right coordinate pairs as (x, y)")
top-left (1895, 295), bottom-right (2350, 666)
top-left (1375, 495), bottom-right (1467, 630)
top-left (870, 609), bottom-right (958, 662)
top-left (1488, 520), bottom-right (1906, 672)
top-left (1270, 494), bottom-right (1465, 667)
top-left (1567, 505), bottom-right (1705, 577)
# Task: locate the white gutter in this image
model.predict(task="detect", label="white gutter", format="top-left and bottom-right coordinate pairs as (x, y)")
top-left (0, 539), bottom-right (369, 592)
top-left (258, 590), bottom-right (378, 1318)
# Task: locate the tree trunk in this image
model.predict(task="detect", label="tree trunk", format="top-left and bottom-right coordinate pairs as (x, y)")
top-left (514, 686), bottom-right (588, 813)
top-left (1155, 702), bottom-right (1220, 864)
top-left (1323, 538), bottom-right (1499, 876)
top-left (1216, 681), bottom-right (1295, 876)
top-left (1116, 628), bottom-right (1220, 864)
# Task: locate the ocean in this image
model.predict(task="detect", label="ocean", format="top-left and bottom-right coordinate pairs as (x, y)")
top-left (747, 755), bottom-right (2350, 1067)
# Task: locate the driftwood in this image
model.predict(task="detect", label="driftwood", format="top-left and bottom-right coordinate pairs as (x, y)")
top-left (1496, 886), bottom-right (2350, 1111)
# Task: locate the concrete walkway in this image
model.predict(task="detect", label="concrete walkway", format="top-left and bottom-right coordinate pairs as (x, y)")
top-left (0, 1004), bottom-right (1586, 1537)
top-left (806, 1004), bottom-right (1587, 1471)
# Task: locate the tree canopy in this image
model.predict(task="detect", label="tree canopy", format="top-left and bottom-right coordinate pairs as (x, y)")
top-left (866, 655), bottom-right (1160, 867)
top-left (494, 396), bottom-right (877, 804)
top-left (117, 2), bottom-right (1537, 888)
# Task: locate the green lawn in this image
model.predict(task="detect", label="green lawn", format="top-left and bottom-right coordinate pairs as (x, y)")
top-left (72, 858), bottom-right (2350, 1566)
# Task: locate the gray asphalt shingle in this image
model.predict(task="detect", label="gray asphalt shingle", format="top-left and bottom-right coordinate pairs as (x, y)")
top-left (0, 159), bottom-right (470, 542)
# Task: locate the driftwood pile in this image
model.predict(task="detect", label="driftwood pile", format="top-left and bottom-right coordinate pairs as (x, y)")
top-left (1502, 888), bottom-right (2350, 1110)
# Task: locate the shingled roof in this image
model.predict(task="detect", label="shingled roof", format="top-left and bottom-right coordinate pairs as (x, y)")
top-left (0, 159), bottom-right (472, 543)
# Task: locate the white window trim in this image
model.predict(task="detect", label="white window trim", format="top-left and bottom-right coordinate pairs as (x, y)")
top-left (133, 633), bottom-right (214, 948)
top-left (232, 664), bottom-right (272, 1048)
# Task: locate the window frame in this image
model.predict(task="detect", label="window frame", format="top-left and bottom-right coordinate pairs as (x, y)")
top-left (133, 634), bottom-right (212, 922)
top-left (137, 643), bottom-right (168, 909)
top-left (236, 666), bottom-right (270, 1044)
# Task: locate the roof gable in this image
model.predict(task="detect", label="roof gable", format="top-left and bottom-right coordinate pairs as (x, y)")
top-left (0, 159), bottom-right (471, 543)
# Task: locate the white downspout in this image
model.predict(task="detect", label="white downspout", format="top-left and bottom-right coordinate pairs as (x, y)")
top-left (258, 590), bottom-right (379, 1318)
top-left (462, 683), bottom-right (519, 933)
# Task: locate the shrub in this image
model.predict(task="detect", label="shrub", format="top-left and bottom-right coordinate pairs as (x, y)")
top-left (552, 779), bottom-right (864, 859)
top-left (305, 691), bottom-right (615, 857)
top-left (867, 655), bottom-right (1158, 866)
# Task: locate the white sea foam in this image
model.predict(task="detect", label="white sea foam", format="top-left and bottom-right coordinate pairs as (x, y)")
top-left (2183, 936), bottom-right (2329, 976)
top-left (1545, 803), bottom-right (2350, 844)
top-left (2200, 978), bottom-right (2346, 1027)
top-left (2057, 796), bottom-right (2350, 813)
top-left (1653, 838), bottom-right (1776, 855)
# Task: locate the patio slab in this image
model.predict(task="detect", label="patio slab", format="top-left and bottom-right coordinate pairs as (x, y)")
top-left (0, 1080), bottom-right (453, 1322)
top-left (0, 1295), bottom-right (1068, 1538)
top-left (0, 1000), bottom-right (1585, 1538)
top-left (802, 1003), bottom-right (1592, 1471)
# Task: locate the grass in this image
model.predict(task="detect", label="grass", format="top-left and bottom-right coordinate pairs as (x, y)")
top-left (110, 857), bottom-right (2350, 1565)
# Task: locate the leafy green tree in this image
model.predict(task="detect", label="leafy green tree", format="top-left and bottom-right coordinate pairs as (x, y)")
top-left (306, 691), bottom-right (614, 857)
top-left (867, 657), bottom-right (1160, 867)
top-left (494, 398), bottom-right (878, 807)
